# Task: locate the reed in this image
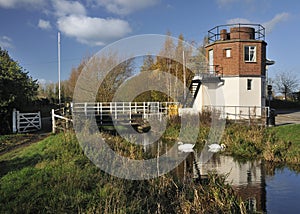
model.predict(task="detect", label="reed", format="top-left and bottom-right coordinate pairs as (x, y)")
top-left (0, 131), bottom-right (245, 213)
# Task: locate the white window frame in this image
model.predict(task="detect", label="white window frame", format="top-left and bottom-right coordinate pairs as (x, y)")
top-left (225, 49), bottom-right (231, 58)
top-left (244, 46), bottom-right (256, 62)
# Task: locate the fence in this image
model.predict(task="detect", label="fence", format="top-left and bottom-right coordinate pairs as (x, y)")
top-left (204, 105), bottom-right (269, 125)
top-left (71, 102), bottom-right (179, 124)
top-left (51, 109), bottom-right (73, 133)
top-left (12, 109), bottom-right (42, 133)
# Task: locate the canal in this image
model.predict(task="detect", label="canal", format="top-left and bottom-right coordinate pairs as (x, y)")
top-left (143, 139), bottom-right (300, 213)
top-left (185, 154), bottom-right (300, 213)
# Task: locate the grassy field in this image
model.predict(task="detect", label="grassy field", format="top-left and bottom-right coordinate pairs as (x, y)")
top-left (271, 124), bottom-right (300, 145)
top-left (0, 132), bottom-right (245, 213)
top-left (1, 121), bottom-right (300, 213)
top-left (220, 123), bottom-right (300, 165)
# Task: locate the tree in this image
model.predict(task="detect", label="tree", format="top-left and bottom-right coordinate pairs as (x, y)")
top-left (274, 71), bottom-right (299, 101)
top-left (65, 57), bottom-right (89, 99)
top-left (65, 52), bottom-right (135, 103)
top-left (155, 33), bottom-right (197, 103)
top-left (97, 57), bottom-right (135, 102)
top-left (0, 47), bottom-right (38, 133)
top-left (140, 55), bottom-right (156, 72)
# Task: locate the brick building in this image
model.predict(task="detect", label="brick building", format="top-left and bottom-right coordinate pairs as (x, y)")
top-left (192, 24), bottom-right (274, 118)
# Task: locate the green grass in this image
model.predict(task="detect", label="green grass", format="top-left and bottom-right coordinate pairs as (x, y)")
top-left (271, 124), bottom-right (300, 145)
top-left (2, 115), bottom-right (300, 212)
top-left (219, 123), bottom-right (300, 165)
top-left (0, 131), bottom-right (245, 213)
top-left (0, 134), bottom-right (38, 154)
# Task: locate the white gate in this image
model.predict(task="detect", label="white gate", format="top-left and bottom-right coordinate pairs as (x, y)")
top-left (12, 109), bottom-right (42, 133)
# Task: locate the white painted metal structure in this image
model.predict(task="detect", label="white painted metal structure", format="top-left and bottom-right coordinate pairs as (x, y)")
top-left (71, 102), bottom-right (179, 122)
top-left (51, 109), bottom-right (72, 133)
top-left (12, 109), bottom-right (42, 133)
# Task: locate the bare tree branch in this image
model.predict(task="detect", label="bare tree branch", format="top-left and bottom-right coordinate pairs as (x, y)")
top-left (273, 70), bottom-right (299, 100)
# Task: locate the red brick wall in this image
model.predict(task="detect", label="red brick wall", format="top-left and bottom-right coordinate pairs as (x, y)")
top-left (205, 40), bottom-right (267, 77)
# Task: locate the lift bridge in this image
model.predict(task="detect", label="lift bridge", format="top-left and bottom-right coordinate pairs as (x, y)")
top-left (71, 101), bottom-right (180, 132)
top-left (70, 69), bottom-right (224, 130)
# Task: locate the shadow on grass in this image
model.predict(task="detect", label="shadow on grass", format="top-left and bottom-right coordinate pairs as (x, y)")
top-left (0, 153), bottom-right (42, 177)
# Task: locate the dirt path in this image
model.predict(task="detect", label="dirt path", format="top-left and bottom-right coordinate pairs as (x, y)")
top-left (0, 132), bottom-right (51, 156)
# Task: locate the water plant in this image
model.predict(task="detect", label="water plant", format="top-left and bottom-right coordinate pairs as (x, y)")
top-left (0, 131), bottom-right (246, 213)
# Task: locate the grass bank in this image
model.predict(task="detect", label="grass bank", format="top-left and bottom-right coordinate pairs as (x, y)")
top-left (0, 132), bottom-right (245, 213)
top-left (162, 115), bottom-right (300, 166)
top-left (220, 123), bottom-right (300, 166)
top-left (0, 133), bottom-right (48, 154)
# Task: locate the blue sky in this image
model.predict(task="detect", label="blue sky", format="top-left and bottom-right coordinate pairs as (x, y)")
top-left (0, 0), bottom-right (299, 84)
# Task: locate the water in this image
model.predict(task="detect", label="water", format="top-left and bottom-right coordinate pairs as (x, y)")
top-left (142, 140), bottom-right (300, 213)
top-left (169, 151), bottom-right (300, 213)
top-left (193, 154), bottom-right (300, 213)
top-left (266, 168), bottom-right (300, 214)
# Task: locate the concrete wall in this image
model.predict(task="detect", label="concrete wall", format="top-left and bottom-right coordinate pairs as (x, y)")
top-left (193, 76), bottom-right (264, 118)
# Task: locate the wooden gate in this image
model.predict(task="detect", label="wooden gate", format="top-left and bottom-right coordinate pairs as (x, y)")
top-left (12, 109), bottom-right (42, 133)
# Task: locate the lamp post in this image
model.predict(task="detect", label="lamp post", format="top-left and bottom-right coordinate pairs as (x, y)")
top-left (58, 32), bottom-right (61, 106)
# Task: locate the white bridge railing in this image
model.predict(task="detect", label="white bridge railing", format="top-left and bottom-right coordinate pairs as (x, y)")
top-left (71, 102), bottom-right (179, 122)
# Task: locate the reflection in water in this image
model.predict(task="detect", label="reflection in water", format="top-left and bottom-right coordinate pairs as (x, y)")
top-left (141, 136), bottom-right (300, 213)
top-left (197, 154), bottom-right (266, 213)
top-left (142, 137), bottom-right (266, 212)
top-left (173, 152), bottom-right (266, 213)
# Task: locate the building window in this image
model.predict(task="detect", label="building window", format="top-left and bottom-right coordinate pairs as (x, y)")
top-left (244, 46), bottom-right (256, 62)
top-left (247, 79), bottom-right (252, 90)
top-left (225, 49), bottom-right (231, 58)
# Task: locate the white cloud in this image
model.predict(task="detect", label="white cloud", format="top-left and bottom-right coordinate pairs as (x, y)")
top-left (0, 36), bottom-right (13, 49)
top-left (227, 12), bottom-right (290, 34)
top-left (57, 15), bottom-right (132, 46)
top-left (0, 0), bottom-right (46, 9)
top-left (52, 0), bottom-right (86, 17)
top-left (227, 18), bottom-right (251, 25)
top-left (94, 0), bottom-right (159, 15)
top-left (263, 12), bottom-right (289, 34)
top-left (38, 19), bottom-right (52, 30)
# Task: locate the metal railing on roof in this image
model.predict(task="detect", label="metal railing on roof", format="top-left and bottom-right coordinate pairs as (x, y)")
top-left (207, 23), bottom-right (265, 44)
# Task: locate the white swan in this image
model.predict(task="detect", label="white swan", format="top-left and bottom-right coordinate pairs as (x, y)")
top-left (208, 143), bottom-right (226, 153)
top-left (178, 142), bottom-right (195, 153)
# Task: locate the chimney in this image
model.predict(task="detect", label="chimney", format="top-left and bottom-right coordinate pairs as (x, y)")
top-left (230, 27), bottom-right (255, 40)
top-left (220, 29), bottom-right (228, 40)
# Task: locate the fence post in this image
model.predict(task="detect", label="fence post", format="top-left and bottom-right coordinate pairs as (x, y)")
top-left (100, 103), bottom-right (103, 125)
top-left (234, 106), bottom-right (237, 123)
top-left (12, 108), bottom-right (17, 133)
top-left (84, 102), bottom-right (87, 116)
top-left (16, 111), bottom-right (20, 132)
top-left (115, 102), bottom-right (117, 119)
top-left (143, 102), bottom-right (146, 119)
top-left (129, 102), bottom-right (132, 123)
top-left (248, 107), bottom-right (251, 126)
top-left (97, 102), bottom-right (100, 115)
top-left (38, 111), bottom-right (42, 130)
top-left (52, 109), bottom-right (55, 134)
